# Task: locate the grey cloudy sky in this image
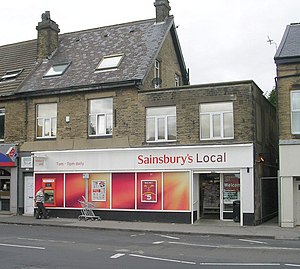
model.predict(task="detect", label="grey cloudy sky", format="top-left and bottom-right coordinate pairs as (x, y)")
top-left (1, 0), bottom-right (300, 94)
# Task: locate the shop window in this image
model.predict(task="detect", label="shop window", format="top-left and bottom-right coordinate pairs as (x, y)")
top-left (200, 102), bottom-right (234, 140)
top-left (291, 90), bottom-right (300, 134)
top-left (36, 103), bottom-right (57, 139)
top-left (88, 98), bottom-right (113, 136)
top-left (146, 106), bottom-right (176, 142)
top-left (0, 108), bottom-right (5, 141)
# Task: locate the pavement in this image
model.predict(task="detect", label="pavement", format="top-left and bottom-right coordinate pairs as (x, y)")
top-left (0, 213), bottom-right (299, 240)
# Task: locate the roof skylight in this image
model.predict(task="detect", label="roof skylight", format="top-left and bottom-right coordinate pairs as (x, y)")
top-left (96, 54), bottom-right (124, 71)
top-left (0, 69), bottom-right (23, 82)
top-left (44, 62), bottom-right (71, 78)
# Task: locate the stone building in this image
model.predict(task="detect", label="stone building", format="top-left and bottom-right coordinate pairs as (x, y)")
top-left (275, 22), bottom-right (300, 227)
top-left (0, 0), bottom-right (277, 225)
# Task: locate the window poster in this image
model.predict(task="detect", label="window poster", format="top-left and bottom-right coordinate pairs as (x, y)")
top-left (141, 180), bottom-right (157, 203)
top-left (223, 175), bottom-right (240, 203)
top-left (92, 179), bottom-right (107, 202)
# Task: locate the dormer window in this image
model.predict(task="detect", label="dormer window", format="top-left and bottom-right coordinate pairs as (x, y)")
top-left (43, 62), bottom-right (71, 78)
top-left (0, 69), bottom-right (23, 82)
top-left (96, 54), bottom-right (124, 71)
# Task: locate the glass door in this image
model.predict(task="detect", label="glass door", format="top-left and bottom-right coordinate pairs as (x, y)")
top-left (221, 173), bottom-right (240, 220)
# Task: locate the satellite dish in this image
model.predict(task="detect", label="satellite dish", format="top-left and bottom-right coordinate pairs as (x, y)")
top-left (151, 77), bottom-right (162, 88)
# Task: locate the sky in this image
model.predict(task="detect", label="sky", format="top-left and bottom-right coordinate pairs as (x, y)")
top-left (1, 0), bottom-right (300, 95)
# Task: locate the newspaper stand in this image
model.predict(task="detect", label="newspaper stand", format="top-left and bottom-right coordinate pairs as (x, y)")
top-left (78, 196), bottom-right (101, 221)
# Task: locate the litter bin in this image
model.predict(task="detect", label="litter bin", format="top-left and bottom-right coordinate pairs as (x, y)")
top-left (233, 200), bottom-right (240, 222)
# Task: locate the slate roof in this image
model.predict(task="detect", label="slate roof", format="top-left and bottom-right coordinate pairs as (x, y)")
top-left (275, 23), bottom-right (300, 64)
top-left (0, 40), bottom-right (37, 97)
top-left (16, 16), bottom-right (186, 95)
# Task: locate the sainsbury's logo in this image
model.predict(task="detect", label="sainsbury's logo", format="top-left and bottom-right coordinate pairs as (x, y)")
top-left (137, 152), bottom-right (227, 166)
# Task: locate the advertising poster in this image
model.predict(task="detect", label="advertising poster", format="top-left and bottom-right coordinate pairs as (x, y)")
top-left (88, 173), bottom-right (110, 209)
top-left (92, 180), bottom-right (107, 201)
top-left (223, 175), bottom-right (240, 203)
top-left (137, 172), bottom-right (162, 210)
top-left (141, 180), bottom-right (157, 203)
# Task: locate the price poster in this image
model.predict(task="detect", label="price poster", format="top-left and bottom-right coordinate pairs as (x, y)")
top-left (141, 180), bottom-right (157, 203)
top-left (92, 180), bottom-right (106, 201)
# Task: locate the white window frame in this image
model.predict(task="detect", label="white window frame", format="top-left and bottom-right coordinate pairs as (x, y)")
top-left (175, 73), bottom-right (180, 87)
top-left (0, 69), bottom-right (23, 82)
top-left (36, 103), bottom-right (57, 139)
top-left (89, 98), bottom-right (113, 137)
top-left (154, 59), bottom-right (161, 89)
top-left (96, 54), bottom-right (124, 71)
top-left (146, 106), bottom-right (176, 142)
top-left (0, 108), bottom-right (5, 141)
top-left (291, 90), bottom-right (300, 134)
top-left (200, 102), bottom-right (234, 140)
top-left (43, 63), bottom-right (71, 78)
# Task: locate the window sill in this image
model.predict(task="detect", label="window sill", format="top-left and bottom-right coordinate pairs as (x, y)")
top-left (36, 137), bottom-right (56, 140)
top-left (88, 135), bottom-right (113, 139)
top-left (200, 137), bottom-right (234, 141)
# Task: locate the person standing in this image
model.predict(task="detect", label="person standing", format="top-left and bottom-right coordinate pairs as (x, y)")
top-left (35, 187), bottom-right (48, 219)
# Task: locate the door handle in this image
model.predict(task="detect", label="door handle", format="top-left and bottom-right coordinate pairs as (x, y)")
top-left (29, 196), bottom-right (33, 198)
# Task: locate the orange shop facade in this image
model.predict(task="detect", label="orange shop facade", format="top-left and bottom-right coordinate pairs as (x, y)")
top-left (32, 144), bottom-right (254, 225)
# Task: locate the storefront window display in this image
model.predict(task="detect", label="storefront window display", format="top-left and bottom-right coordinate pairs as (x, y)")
top-left (35, 171), bottom-right (190, 212)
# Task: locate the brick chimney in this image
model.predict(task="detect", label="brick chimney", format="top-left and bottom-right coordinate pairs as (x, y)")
top-left (36, 11), bottom-right (60, 59)
top-left (154, 0), bottom-right (171, 23)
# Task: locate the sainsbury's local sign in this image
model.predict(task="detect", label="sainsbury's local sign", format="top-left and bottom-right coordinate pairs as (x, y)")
top-left (34, 144), bottom-right (253, 172)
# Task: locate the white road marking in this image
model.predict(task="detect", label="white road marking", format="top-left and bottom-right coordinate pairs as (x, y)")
top-left (199, 262), bottom-right (280, 266)
top-left (110, 253), bottom-right (126, 259)
top-left (152, 241), bottom-right (164, 245)
top-left (168, 241), bottom-right (300, 251)
top-left (18, 237), bottom-right (75, 244)
top-left (129, 253), bottom-right (196, 265)
top-left (239, 239), bottom-right (267, 245)
top-left (286, 264), bottom-right (300, 267)
top-left (155, 234), bottom-right (180, 240)
top-left (115, 249), bottom-right (130, 252)
top-left (130, 233), bottom-right (145, 237)
top-left (0, 243), bottom-right (45, 250)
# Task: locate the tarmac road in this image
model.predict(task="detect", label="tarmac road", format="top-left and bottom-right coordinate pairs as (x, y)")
top-left (1, 223), bottom-right (300, 269)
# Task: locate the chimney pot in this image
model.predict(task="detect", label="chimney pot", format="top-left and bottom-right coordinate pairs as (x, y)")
top-left (36, 11), bottom-right (60, 60)
top-left (154, 0), bottom-right (171, 23)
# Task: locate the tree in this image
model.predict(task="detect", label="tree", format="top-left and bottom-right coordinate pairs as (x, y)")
top-left (266, 87), bottom-right (276, 107)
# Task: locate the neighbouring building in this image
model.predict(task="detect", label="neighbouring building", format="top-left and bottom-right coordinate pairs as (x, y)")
top-left (275, 22), bottom-right (300, 227)
top-left (0, 0), bottom-right (277, 225)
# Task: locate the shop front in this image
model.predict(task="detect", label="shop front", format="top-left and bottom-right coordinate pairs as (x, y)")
top-left (32, 144), bottom-right (254, 225)
top-left (0, 144), bottom-right (18, 214)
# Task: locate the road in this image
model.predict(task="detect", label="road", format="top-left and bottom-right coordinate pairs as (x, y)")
top-left (0, 223), bottom-right (300, 268)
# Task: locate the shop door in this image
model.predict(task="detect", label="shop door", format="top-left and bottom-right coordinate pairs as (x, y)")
top-left (199, 174), bottom-right (220, 219)
top-left (24, 176), bottom-right (34, 215)
top-left (296, 182), bottom-right (300, 225)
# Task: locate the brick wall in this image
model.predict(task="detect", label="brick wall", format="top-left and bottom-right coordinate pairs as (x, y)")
top-left (17, 81), bottom-right (277, 153)
top-left (143, 32), bottom-right (183, 89)
top-left (276, 63), bottom-right (300, 140)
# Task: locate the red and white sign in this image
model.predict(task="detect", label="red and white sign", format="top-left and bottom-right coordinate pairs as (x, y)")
top-left (141, 180), bottom-right (157, 203)
top-left (33, 144), bottom-right (253, 172)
